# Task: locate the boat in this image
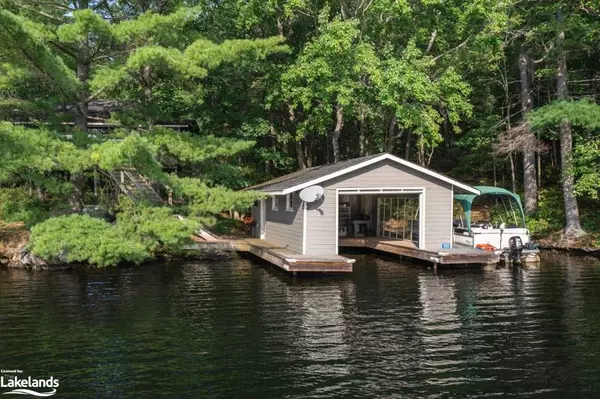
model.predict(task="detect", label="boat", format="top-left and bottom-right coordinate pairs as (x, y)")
top-left (453, 186), bottom-right (540, 263)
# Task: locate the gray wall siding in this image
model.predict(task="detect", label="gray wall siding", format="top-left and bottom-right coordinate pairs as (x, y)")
top-left (305, 159), bottom-right (453, 254)
top-left (265, 193), bottom-right (304, 253)
top-left (304, 190), bottom-right (337, 255)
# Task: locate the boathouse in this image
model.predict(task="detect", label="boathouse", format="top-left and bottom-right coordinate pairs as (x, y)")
top-left (247, 153), bottom-right (482, 260)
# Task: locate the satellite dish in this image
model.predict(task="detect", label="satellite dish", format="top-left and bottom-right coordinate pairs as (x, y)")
top-left (299, 185), bottom-right (324, 203)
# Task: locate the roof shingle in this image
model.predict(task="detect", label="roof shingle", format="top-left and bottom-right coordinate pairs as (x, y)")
top-left (244, 152), bottom-right (479, 195)
top-left (245, 153), bottom-right (385, 192)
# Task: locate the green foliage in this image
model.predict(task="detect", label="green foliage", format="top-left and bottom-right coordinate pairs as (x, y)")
top-left (527, 188), bottom-right (600, 237)
top-left (282, 18), bottom-right (378, 115)
top-left (528, 99), bottom-right (600, 132)
top-left (30, 214), bottom-right (149, 267)
top-left (29, 199), bottom-right (200, 267)
top-left (149, 128), bottom-right (254, 164)
top-left (90, 32), bottom-right (286, 125)
top-left (115, 197), bottom-right (199, 254)
top-left (0, 9), bottom-right (78, 99)
top-left (211, 217), bottom-right (249, 235)
top-left (56, 9), bottom-right (116, 45)
top-left (185, 37), bottom-right (289, 69)
top-left (374, 42), bottom-right (472, 147)
top-left (574, 139), bottom-right (600, 199)
top-left (114, 7), bottom-right (202, 48)
top-left (90, 134), bottom-right (164, 179)
top-left (0, 122), bottom-right (81, 181)
top-left (3, 0), bottom-right (600, 253)
top-left (526, 189), bottom-right (566, 237)
top-left (0, 188), bottom-right (67, 227)
top-left (167, 175), bottom-right (263, 221)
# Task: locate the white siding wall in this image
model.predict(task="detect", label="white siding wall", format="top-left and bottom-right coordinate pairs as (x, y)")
top-left (305, 159), bottom-right (453, 254)
top-left (264, 192), bottom-right (304, 253)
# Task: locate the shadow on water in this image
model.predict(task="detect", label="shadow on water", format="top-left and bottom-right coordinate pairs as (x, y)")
top-left (1, 251), bottom-right (600, 398)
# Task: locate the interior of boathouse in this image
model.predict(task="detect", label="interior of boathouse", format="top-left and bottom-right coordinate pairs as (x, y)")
top-left (337, 193), bottom-right (421, 248)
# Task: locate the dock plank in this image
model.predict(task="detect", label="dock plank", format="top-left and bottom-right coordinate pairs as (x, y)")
top-left (339, 237), bottom-right (498, 265)
top-left (243, 238), bottom-right (354, 273)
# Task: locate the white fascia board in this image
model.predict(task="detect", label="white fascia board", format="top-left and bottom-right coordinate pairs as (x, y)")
top-left (384, 154), bottom-right (480, 195)
top-left (280, 153), bottom-right (480, 196)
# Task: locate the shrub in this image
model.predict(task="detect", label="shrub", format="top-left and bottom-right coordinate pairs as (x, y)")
top-left (115, 197), bottom-right (199, 254)
top-left (29, 202), bottom-right (199, 267)
top-left (0, 188), bottom-right (67, 227)
top-left (526, 188), bottom-right (565, 237)
top-left (29, 214), bottom-right (149, 267)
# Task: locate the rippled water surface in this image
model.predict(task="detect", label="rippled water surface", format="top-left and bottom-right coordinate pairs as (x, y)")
top-left (2, 253), bottom-right (600, 398)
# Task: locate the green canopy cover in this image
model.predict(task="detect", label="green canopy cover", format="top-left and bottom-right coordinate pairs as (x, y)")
top-left (454, 186), bottom-right (526, 232)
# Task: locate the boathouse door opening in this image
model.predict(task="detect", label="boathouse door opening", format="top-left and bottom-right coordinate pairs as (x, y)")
top-left (336, 188), bottom-right (425, 254)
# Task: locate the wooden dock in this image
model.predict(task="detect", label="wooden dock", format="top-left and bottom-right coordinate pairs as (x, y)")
top-left (184, 239), bottom-right (355, 273)
top-left (339, 237), bottom-right (499, 265)
top-left (242, 239), bottom-right (355, 273)
top-left (184, 236), bottom-right (497, 273)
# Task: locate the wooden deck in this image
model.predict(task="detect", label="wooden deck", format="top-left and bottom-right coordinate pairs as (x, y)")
top-left (183, 239), bottom-right (354, 272)
top-left (242, 239), bottom-right (355, 273)
top-left (184, 236), bottom-right (497, 273)
top-left (339, 237), bottom-right (499, 265)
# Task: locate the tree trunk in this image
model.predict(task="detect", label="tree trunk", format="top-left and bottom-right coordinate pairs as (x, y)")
top-left (305, 135), bottom-right (313, 167)
top-left (332, 104), bottom-right (343, 163)
top-left (519, 51), bottom-right (537, 214)
top-left (442, 111), bottom-right (452, 148)
top-left (492, 152), bottom-right (497, 187)
top-left (142, 65), bottom-right (154, 129)
top-left (288, 104), bottom-right (307, 169)
top-left (509, 153), bottom-right (517, 193)
top-left (296, 140), bottom-right (307, 169)
top-left (556, 11), bottom-right (585, 238)
top-left (405, 131), bottom-right (411, 160)
top-left (387, 114), bottom-right (397, 154)
top-left (417, 140), bottom-right (425, 166)
top-left (358, 108), bottom-right (367, 156)
top-left (68, 173), bottom-right (85, 211)
top-left (537, 140), bottom-right (541, 201)
top-left (71, 28), bottom-right (89, 211)
top-left (75, 38), bottom-right (89, 131)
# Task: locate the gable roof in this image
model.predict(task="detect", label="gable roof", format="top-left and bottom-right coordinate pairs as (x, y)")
top-left (245, 153), bottom-right (480, 195)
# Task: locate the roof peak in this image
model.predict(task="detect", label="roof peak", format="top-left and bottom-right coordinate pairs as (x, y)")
top-left (245, 153), bottom-right (479, 195)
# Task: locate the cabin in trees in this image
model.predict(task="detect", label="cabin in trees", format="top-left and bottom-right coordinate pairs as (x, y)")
top-left (247, 153), bottom-right (481, 257)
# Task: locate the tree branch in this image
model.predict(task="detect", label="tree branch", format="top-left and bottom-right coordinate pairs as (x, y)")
top-left (49, 40), bottom-right (77, 59)
top-left (20, 0), bottom-right (75, 11)
top-left (425, 29), bottom-right (437, 53)
top-left (19, 6), bottom-right (64, 22)
top-left (432, 35), bottom-right (472, 62)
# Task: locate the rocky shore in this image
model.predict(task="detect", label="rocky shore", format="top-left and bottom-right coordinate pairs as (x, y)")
top-left (0, 224), bottom-right (72, 270)
top-left (536, 233), bottom-right (600, 257)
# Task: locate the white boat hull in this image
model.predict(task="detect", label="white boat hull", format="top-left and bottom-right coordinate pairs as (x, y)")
top-left (454, 228), bottom-right (531, 250)
top-left (454, 228), bottom-right (540, 263)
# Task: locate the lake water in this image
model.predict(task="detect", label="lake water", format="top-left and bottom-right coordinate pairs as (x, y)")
top-left (1, 253), bottom-right (600, 398)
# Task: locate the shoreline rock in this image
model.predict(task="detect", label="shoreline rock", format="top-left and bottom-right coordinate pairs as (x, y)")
top-left (535, 233), bottom-right (600, 257)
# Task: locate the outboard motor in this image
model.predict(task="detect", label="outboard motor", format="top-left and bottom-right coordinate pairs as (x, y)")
top-left (508, 236), bottom-right (523, 263)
